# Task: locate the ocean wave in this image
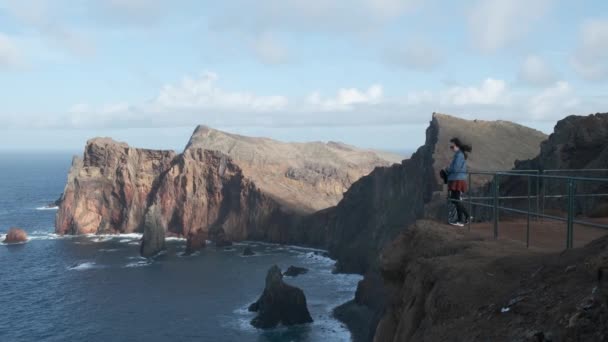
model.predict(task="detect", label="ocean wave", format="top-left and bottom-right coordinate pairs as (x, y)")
top-left (124, 260), bottom-right (151, 268)
top-left (166, 236), bottom-right (186, 241)
top-left (67, 262), bottom-right (101, 271)
top-left (296, 252), bottom-right (335, 266)
top-left (84, 233), bottom-right (142, 239)
top-left (99, 248), bottom-right (120, 252)
top-left (35, 206), bottom-right (58, 210)
top-left (27, 232), bottom-right (62, 241)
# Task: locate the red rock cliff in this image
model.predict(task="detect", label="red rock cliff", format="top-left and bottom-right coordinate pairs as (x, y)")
top-left (55, 138), bottom-right (176, 235)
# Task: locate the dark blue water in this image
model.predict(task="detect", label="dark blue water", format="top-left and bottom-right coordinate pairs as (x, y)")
top-left (0, 153), bottom-right (360, 342)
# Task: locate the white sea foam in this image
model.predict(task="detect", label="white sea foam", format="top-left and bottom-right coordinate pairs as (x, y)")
top-left (67, 262), bottom-right (100, 271)
top-left (99, 248), bottom-right (119, 252)
top-left (165, 236), bottom-right (186, 241)
top-left (124, 260), bottom-right (151, 268)
top-left (296, 251), bottom-right (335, 267)
top-left (23, 230), bottom-right (64, 241)
top-left (35, 206), bottom-right (58, 210)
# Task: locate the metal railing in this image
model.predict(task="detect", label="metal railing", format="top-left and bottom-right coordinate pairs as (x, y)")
top-left (448, 169), bottom-right (608, 249)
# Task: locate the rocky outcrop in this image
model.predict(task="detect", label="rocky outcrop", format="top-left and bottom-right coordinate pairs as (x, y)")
top-left (185, 125), bottom-right (403, 212)
top-left (504, 113), bottom-right (608, 217)
top-left (56, 138), bottom-right (176, 235)
top-left (3, 228), bottom-right (28, 243)
top-left (140, 204), bottom-right (166, 257)
top-left (325, 113), bottom-right (546, 340)
top-left (248, 265), bottom-right (313, 329)
top-left (145, 148), bottom-right (293, 243)
top-left (325, 113), bottom-right (547, 274)
top-left (373, 220), bottom-right (608, 342)
top-left (185, 230), bottom-right (206, 255)
top-left (283, 266), bottom-right (308, 277)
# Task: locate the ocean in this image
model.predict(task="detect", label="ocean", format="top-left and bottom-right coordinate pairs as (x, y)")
top-left (0, 152), bottom-right (361, 342)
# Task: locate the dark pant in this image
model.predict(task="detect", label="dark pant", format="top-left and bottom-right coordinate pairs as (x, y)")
top-left (449, 190), bottom-right (470, 222)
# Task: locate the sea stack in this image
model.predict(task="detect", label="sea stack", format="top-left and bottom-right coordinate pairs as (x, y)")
top-left (140, 205), bottom-right (166, 258)
top-left (249, 265), bottom-right (313, 329)
top-left (3, 228), bottom-right (28, 244)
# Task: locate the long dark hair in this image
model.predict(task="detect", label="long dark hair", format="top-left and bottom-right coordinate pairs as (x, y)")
top-left (450, 137), bottom-right (472, 160)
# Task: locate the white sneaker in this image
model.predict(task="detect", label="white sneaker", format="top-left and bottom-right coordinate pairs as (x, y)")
top-left (449, 222), bottom-right (464, 227)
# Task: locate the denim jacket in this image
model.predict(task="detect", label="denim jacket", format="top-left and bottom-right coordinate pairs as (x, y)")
top-left (447, 150), bottom-right (467, 181)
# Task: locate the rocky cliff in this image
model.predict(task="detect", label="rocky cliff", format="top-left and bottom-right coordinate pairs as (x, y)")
top-left (185, 125), bottom-right (403, 212)
top-left (327, 113), bottom-right (546, 341)
top-left (56, 138), bottom-right (176, 235)
top-left (55, 136), bottom-right (328, 253)
top-left (502, 113), bottom-right (608, 217)
top-left (373, 220), bottom-right (608, 342)
top-left (144, 148), bottom-right (294, 242)
top-left (325, 113), bottom-right (547, 274)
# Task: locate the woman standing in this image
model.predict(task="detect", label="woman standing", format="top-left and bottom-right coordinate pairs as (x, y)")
top-left (446, 137), bottom-right (472, 226)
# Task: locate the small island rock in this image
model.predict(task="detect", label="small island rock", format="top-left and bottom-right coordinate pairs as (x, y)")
top-left (249, 265), bottom-right (313, 329)
top-left (3, 228), bottom-right (28, 243)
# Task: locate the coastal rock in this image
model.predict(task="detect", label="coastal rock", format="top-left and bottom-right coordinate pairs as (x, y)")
top-left (249, 265), bottom-right (313, 329)
top-left (3, 228), bottom-right (28, 243)
top-left (242, 246), bottom-right (255, 256)
top-left (140, 205), bottom-right (166, 257)
top-left (185, 125), bottom-right (403, 212)
top-left (185, 230), bottom-right (206, 255)
top-left (373, 220), bottom-right (608, 341)
top-left (283, 266), bottom-right (308, 277)
top-left (505, 113), bottom-right (608, 216)
top-left (56, 138), bottom-right (176, 235)
top-left (325, 113), bottom-right (547, 274)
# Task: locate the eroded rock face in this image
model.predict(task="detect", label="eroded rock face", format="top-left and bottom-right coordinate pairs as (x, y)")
top-left (373, 220), bottom-right (608, 342)
top-left (325, 113), bottom-right (547, 274)
top-left (506, 113), bottom-right (608, 216)
top-left (185, 126), bottom-right (403, 212)
top-left (56, 138), bottom-right (176, 235)
top-left (249, 265), bottom-right (313, 329)
top-left (141, 204), bottom-right (165, 257)
top-left (3, 228), bottom-right (28, 243)
top-left (185, 230), bottom-right (206, 255)
top-left (145, 148), bottom-right (302, 246)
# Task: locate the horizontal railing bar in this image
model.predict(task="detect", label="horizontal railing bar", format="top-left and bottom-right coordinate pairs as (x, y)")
top-left (544, 169), bottom-right (608, 173)
top-left (449, 199), bottom-right (608, 230)
top-left (468, 171), bottom-right (608, 182)
top-left (464, 193), bottom-right (608, 201)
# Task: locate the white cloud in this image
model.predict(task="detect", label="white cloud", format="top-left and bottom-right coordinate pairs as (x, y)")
top-left (440, 78), bottom-right (508, 106)
top-left (468, 0), bottom-right (552, 52)
top-left (519, 55), bottom-right (557, 86)
top-left (527, 81), bottom-right (579, 119)
top-left (307, 85), bottom-right (383, 111)
top-left (152, 71), bottom-right (289, 112)
top-left (0, 33), bottom-right (22, 68)
top-left (250, 33), bottom-right (289, 65)
top-left (383, 41), bottom-right (442, 71)
top-left (2, 71), bottom-right (603, 131)
top-left (571, 19), bottom-right (608, 81)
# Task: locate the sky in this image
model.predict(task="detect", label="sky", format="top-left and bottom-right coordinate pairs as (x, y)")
top-left (0, 0), bottom-right (607, 153)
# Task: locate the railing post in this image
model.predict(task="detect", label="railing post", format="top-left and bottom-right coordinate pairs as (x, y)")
top-left (566, 179), bottom-right (575, 249)
top-left (493, 174), bottom-right (500, 239)
top-left (535, 170), bottom-right (540, 221)
top-left (468, 172), bottom-right (472, 231)
top-left (527, 174), bottom-right (531, 248)
top-left (541, 170), bottom-right (546, 222)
